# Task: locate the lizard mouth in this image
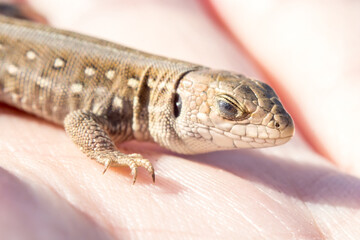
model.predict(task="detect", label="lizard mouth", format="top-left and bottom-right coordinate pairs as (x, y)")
top-left (195, 122), bottom-right (294, 149)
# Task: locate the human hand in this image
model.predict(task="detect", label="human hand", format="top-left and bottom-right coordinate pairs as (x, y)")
top-left (1, 0), bottom-right (359, 239)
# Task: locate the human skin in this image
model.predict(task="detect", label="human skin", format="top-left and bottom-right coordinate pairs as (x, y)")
top-left (0, 0), bottom-right (359, 239)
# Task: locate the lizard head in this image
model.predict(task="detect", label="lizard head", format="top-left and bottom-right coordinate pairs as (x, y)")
top-left (149, 69), bottom-right (294, 154)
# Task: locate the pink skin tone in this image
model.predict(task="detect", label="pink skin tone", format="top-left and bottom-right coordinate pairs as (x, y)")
top-left (0, 0), bottom-right (359, 239)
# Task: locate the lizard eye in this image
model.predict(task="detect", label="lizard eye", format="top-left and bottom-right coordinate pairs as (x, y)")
top-left (218, 99), bottom-right (238, 118)
top-left (216, 95), bottom-right (247, 120)
top-left (173, 93), bottom-right (182, 118)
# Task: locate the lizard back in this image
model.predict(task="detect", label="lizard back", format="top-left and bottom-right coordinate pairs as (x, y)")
top-left (0, 15), bottom-right (198, 134)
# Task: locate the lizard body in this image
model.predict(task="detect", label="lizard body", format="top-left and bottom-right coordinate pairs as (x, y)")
top-left (0, 15), bottom-right (294, 183)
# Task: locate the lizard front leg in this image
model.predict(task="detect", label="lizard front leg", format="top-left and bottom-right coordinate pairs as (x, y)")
top-left (64, 110), bottom-right (155, 184)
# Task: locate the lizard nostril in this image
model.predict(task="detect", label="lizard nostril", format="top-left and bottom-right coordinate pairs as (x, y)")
top-left (273, 114), bottom-right (290, 130)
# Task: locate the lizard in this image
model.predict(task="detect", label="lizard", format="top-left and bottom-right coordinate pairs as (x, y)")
top-left (0, 14), bottom-right (295, 184)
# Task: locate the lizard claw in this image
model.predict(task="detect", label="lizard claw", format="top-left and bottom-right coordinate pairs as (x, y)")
top-left (128, 153), bottom-right (155, 184)
top-left (96, 152), bottom-right (154, 184)
top-left (102, 159), bottom-right (111, 174)
top-left (152, 172), bottom-right (156, 183)
top-left (131, 167), bottom-right (138, 185)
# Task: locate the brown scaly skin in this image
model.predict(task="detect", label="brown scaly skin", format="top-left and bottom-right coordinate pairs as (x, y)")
top-left (0, 15), bottom-right (294, 183)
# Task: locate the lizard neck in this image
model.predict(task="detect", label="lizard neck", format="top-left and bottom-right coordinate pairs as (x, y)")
top-left (131, 60), bottom-right (200, 142)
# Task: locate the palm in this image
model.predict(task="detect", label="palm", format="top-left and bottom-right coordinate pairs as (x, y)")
top-left (1, 0), bottom-right (359, 239)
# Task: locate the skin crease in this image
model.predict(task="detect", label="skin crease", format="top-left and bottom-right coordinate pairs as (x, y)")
top-left (0, 0), bottom-right (359, 239)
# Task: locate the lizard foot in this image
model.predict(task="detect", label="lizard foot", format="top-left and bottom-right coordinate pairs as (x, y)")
top-left (99, 152), bottom-right (155, 184)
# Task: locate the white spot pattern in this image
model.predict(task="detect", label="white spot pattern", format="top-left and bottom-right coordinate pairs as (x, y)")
top-left (54, 58), bottom-right (65, 68)
top-left (85, 67), bottom-right (96, 76)
top-left (127, 78), bottom-right (139, 89)
top-left (35, 77), bottom-right (51, 88)
top-left (7, 64), bottom-right (18, 75)
top-left (112, 96), bottom-right (123, 108)
top-left (70, 83), bottom-right (83, 93)
top-left (26, 51), bottom-right (36, 60)
top-left (105, 70), bottom-right (115, 80)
